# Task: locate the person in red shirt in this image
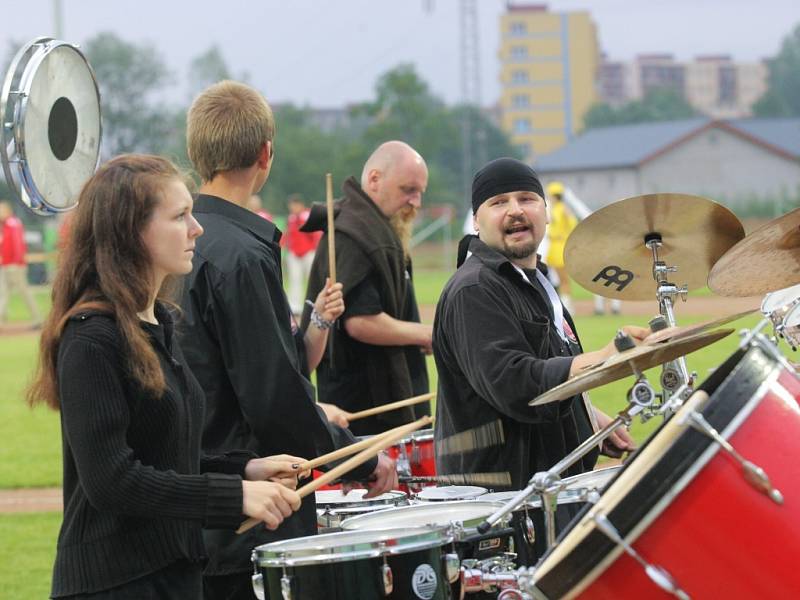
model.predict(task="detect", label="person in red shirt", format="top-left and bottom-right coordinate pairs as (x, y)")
top-left (0, 201), bottom-right (42, 327)
top-left (246, 194), bottom-right (274, 222)
top-left (284, 194), bottom-right (321, 314)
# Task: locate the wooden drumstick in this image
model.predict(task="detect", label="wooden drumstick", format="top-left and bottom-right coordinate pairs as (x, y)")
top-left (295, 425), bottom-right (399, 472)
top-left (326, 173), bottom-right (336, 283)
top-left (236, 415), bottom-right (432, 534)
top-left (346, 392), bottom-right (435, 421)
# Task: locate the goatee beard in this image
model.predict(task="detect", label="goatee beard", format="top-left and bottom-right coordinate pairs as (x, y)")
top-left (390, 206), bottom-right (418, 263)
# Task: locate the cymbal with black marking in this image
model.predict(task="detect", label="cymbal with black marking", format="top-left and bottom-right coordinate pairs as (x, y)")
top-left (564, 194), bottom-right (744, 301)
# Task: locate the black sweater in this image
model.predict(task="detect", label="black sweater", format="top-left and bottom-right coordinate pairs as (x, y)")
top-left (51, 305), bottom-right (247, 597)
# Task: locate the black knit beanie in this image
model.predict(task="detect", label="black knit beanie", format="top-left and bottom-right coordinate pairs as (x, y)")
top-left (471, 157), bottom-right (545, 214)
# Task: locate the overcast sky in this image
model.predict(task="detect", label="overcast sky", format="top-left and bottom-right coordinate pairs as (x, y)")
top-left (2, 0), bottom-right (797, 107)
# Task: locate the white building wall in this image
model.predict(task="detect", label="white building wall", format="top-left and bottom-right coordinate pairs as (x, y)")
top-left (640, 126), bottom-right (800, 211)
top-left (539, 167), bottom-right (640, 210)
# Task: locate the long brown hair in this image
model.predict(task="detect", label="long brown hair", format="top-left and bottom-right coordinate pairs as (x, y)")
top-left (27, 154), bottom-right (185, 410)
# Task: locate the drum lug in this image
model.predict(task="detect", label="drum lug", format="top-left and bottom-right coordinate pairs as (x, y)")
top-left (280, 560), bottom-right (294, 600)
top-left (682, 410), bottom-right (784, 504)
top-left (523, 507), bottom-right (535, 545)
top-left (411, 438), bottom-right (420, 466)
top-left (593, 513), bottom-right (690, 600)
top-left (443, 552), bottom-right (460, 583)
top-left (381, 555), bottom-right (394, 596)
top-left (250, 550), bottom-right (265, 600)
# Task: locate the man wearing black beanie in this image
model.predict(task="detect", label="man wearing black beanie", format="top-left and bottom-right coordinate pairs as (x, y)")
top-left (433, 157), bottom-right (647, 560)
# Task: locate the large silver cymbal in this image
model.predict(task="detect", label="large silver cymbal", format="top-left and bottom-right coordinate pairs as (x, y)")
top-left (564, 194), bottom-right (744, 301)
top-left (708, 208), bottom-right (800, 297)
top-left (529, 329), bottom-right (733, 406)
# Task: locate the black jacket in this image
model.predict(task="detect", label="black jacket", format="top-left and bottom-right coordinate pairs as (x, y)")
top-left (52, 305), bottom-right (247, 597)
top-left (433, 237), bottom-right (598, 490)
top-left (179, 194), bottom-right (375, 575)
top-left (301, 178), bottom-right (418, 428)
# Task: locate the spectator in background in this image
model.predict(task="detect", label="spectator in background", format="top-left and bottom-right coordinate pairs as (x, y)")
top-left (0, 201), bottom-right (41, 327)
top-left (285, 194), bottom-right (321, 314)
top-left (246, 194), bottom-right (274, 222)
top-left (545, 182), bottom-right (577, 314)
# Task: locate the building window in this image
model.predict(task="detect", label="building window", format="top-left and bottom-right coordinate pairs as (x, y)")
top-left (511, 70), bottom-right (529, 84)
top-left (511, 46), bottom-right (528, 59)
top-left (510, 22), bottom-right (527, 36)
top-left (513, 119), bottom-right (532, 134)
top-left (512, 94), bottom-right (530, 108)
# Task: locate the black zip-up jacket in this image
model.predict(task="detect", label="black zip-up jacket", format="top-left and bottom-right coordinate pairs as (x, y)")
top-left (433, 237), bottom-right (598, 490)
top-left (52, 304), bottom-right (247, 597)
top-left (178, 194), bottom-right (376, 575)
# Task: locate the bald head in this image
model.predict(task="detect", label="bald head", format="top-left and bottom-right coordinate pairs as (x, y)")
top-left (360, 141), bottom-right (428, 217)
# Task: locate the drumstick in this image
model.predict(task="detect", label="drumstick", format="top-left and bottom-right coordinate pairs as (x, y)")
top-left (326, 173), bottom-right (336, 283)
top-left (237, 415), bottom-right (432, 534)
top-left (400, 471), bottom-right (512, 488)
top-left (346, 393), bottom-right (435, 421)
top-left (296, 424), bottom-right (401, 472)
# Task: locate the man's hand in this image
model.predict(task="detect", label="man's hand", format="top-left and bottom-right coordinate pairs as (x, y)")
top-left (314, 277), bottom-right (344, 323)
top-left (341, 454), bottom-right (399, 498)
top-left (244, 454), bottom-right (310, 489)
top-left (319, 402), bottom-right (352, 428)
top-left (594, 408), bottom-right (636, 458)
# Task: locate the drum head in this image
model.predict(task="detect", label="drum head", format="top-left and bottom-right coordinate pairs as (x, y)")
top-left (561, 465), bottom-right (622, 492)
top-left (415, 485), bottom-right (487, 502)
top-left (762, 284), bottom-right (800, 317)
top-left (315, 489), bottom-right (407, 507)
top-left (1, 38), bottom-right (100, 215)
top-left (254, 526), bottom-right (451, 567)
top-left (340, 500), bottom-right (503, 533)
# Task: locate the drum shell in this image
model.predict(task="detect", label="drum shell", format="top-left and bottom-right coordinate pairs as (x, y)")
top-left (533, 340), bottom-right (800, 599)
top-left (254, 527), bottom-right (453, 600)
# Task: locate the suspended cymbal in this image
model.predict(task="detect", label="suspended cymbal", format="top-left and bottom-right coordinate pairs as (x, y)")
top-left (529, 328), bottom-right (733, 406)
top-left (708, 208), bottom-right (800, 297)
top-left (564, 194), bottom-right (744, 300)
top-left (644, 308), bottom-right (757, 344)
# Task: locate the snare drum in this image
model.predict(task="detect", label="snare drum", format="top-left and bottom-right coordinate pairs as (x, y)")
top-left (387, 428), bottom-right (435, 480)
top-left (762, 283), bottom-right (800, 332)
top-left (530, 335), bottom-right (800, 599)
top-left (252, 526), bottom-right (455, 600)
top-left (415, 486), bottom-right (487, 502)
top-left (481, 466), bottom-right (622, 564)
top-left (315, 489), bottom-right (409, 531)
top-left (781, 302), bottom-right (800, 350)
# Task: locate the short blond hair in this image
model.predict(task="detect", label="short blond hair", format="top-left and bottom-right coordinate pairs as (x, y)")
top-left (186, 80), bottom-right (275, 182)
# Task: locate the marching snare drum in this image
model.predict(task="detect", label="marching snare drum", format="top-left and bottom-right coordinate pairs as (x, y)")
top-left (315, 489), bottom-right (409, 531)
top-left (530, 335), bottom-right (800, 599)
top-left (780, 302), bottom-right (800, 350)
top-left (387, 428), bottom-right (436, 487)
top-left (762, 283), bottom-right (800, 334)
top-left (252, 526), bottom-right (456, 600)
top-left (481, 466), bottom-right (622, 565)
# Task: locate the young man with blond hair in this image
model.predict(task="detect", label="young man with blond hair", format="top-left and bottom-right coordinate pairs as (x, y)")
top-left (180, 80), bottom-right (397, 600)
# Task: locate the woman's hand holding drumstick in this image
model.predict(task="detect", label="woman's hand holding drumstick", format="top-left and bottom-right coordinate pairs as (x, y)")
top-left (237, 416), bottom-right (432, 534)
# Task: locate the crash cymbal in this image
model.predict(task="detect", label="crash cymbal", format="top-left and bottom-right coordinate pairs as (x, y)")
top-left (644, 308), bottom-right (757, 344)
top-left (708, 208), bottom-right (800, 297)
top-left (529, 328), bottom-right (733, 406)
top-left (565, 194), bottom-right (744, 301)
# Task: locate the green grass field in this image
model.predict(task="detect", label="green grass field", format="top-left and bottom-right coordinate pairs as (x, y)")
top-left (0, 275), bottom-right (768, 595)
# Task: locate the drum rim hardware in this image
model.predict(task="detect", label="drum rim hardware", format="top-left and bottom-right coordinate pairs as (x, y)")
top-left (1, 37), bottom-right (101, 215)
top-left (254, 526), bottom-right (453, 568)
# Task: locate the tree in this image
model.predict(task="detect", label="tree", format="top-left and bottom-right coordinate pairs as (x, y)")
top-left (187, 45), bottom-right (233, 100)
top-left (753, 23), bottom-right (800, 117)
top-left (583, 88), bottom-right (697, 129)
top-left (83, 32), bottom-right (175, 157)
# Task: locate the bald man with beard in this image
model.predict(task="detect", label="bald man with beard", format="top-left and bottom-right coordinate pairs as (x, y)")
top-left (301, 141), bottom-right (432, 436)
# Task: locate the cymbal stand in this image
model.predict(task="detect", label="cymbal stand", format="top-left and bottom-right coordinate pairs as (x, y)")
top-left (645, 233), bottom-right (692, 406)
top-left (478, 368), bottom-right (658, 551)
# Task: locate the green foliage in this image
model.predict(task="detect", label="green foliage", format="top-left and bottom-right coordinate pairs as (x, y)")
top-left (583, 88), bottom-right (697, 130)
top-left (753, 24), bottom-right (800, 117)
top-left (84, 32), bottom-right (177, 157)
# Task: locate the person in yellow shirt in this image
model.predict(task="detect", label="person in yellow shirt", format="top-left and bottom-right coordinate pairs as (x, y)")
top-left (545, 181), bottom-right (577, 312)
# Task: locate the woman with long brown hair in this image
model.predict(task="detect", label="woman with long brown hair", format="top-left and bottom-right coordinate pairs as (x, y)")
top-left (27, 154), bottom-right (305, 599)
